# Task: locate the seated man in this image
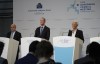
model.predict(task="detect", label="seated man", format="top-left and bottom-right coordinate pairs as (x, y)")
top-left (0, 41), bottom-right (8, 64)
top-left (35, 40), bottom-right (55, 64)
top-left (15, 41), bottom-right (40, 64)
top-left (74, 42), bottom-right (100, 64)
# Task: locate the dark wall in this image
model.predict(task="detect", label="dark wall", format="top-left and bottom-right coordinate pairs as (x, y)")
top-left (0, 0), bottom-right (13, 37)
top-left (0, 19), bottom-right (13, 37)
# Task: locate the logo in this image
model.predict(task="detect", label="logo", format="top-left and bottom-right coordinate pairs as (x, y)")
top-left (28, 2), bottom-right (51, 15)
top-left (67, 0), bottom-right (95, 14)
top-left (37, 3), bottom-right (42, 9)
top-left (67, 0), bottom-right (79, 14)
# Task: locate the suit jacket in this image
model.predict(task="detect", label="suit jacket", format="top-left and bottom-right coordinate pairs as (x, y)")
top-left (6, 31), bottom-right (22, 45)
top-left (68, 29), bottom-right (84, 42)
top-left (15, 53), bottom-right (38, 64)
top-left (34, 26), bottom-right (50, 40)
top-left (0, 57), bottom-right (8, 64)
top-left (74, 55), bottom-right (94, 64)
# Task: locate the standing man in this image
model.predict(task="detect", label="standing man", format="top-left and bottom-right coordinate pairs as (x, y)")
top-left (68, 20), bottom-right (84, 42)
top-left (34, 17), bottom-right (50, 40)
top-left (6, 24), bottom-right (22, 62)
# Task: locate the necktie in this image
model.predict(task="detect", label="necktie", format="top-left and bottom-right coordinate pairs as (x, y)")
top-left (40, 27), bottom-right (43, 35)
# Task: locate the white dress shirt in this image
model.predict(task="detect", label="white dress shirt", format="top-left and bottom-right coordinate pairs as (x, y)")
top-left (10, 31), bottom-right (15, 38)
top-left (72, 29), bottom-right (77, 37)
top-left (40, 26), bottom-right (45, 34)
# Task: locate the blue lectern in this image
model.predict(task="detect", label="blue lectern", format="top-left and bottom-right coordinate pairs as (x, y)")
top-left (53, 36), bottom-right (83, 64)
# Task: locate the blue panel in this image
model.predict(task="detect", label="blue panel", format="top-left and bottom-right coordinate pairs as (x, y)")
top-left (54, 47), bottom-right (74, 64)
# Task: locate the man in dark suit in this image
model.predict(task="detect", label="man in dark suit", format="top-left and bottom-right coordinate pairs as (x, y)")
top-left (6, 24), bottom-right (22, 45)
top-left (34, 17), bottom-right (50, 40)
top-left (68, 21), bottom-right (84, 42)
top-left (0, 41), bottom-right (8, 64)
top-left (74, 42), bottom-right (100, 64)
top-left (6, 24), bottom-right (22, 62)
top-left (15, 41), bottom-right (40, 64)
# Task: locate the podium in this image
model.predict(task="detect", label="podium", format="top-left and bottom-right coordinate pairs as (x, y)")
top-left (53, 36), bottom-right (83, 64)
top-left (0, 37), bottom-right (19, 64)
top-left (21, 37), bottom-right (41, 58)
top-left (90, 37), bottom-right (100, 43)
